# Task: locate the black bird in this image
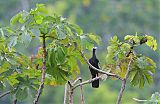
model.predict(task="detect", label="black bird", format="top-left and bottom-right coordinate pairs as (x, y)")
top-left (89, 47), bottom-right (100, 88)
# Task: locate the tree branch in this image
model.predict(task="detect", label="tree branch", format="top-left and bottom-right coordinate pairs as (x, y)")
top-left (116, 59), bottom-right (133, 104)
top-left (13, 98), bottom-right (17, 104)
top-left (79, 50), bottom-right (123, 80)
top-left (0, 88), bottom-right (17, 99)
top-left (132, 98), bottom-right (147, 102)
top-left (0, 90), bottom-right (11, 99)
top-left (73, 76), bottom-right (102, 90)
top-left (63, 83), bottom-right (68, 104)
top-left (79, 79), bottom-right (85, 104)
top-left (33, 34), bottom-right (47, 104)
top-left (68, 81), bottom-right (74, 104)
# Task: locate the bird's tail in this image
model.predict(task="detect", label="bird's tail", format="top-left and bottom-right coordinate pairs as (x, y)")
top-left (92, 76), bottom-right (99, 88)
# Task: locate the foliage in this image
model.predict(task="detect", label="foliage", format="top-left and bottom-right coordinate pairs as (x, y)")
top-left (0, 2), bottom-right (158, 104)
top-left (104, 34), bottom-right (157, 88)
top-left (0, 4), bottom-right (99, 102)
top-left (147, 92), bottom-right (160, 104)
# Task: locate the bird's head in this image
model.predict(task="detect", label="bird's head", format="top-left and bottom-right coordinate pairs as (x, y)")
top-left (93, 47), bottom-right (97, 50)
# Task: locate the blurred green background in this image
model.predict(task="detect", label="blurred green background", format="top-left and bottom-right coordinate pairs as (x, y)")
top-left (0, 0), bottom-right (159, 104)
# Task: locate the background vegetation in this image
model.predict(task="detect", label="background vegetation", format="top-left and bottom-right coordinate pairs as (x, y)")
top-left (0, 0), bottom-right (159, 104)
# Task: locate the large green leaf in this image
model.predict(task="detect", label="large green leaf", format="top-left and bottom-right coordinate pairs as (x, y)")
top-left (0, 81), bottom-right (5, 91)
top-left (10, 13), bottom-right (22, 25)
top-left (8, 36), bottom-right (17, 48)
top-left (88, 34), bottom-right (101, 45)
top-left (80, 35), bottom-right (94, 50)
top-left (21, 31), bottom-right (32, 47)
top-left (55, 46), bottom-right (66, 65)
top-left (146, 36), bottom-right (157, 51)
top-left (56, 28), bottom-right (66, 39)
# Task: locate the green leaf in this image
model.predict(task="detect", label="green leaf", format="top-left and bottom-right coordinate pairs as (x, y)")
top-left (124, 35), bottom-right (133, 41)
top-left (21, 31), bottom-right (32, 47)
top-left (144, 71), bottom-right (153, 85)
top-left (56, 28), bottom-right (66, 39)
top-left (55, 46), bottom-right (66, 65)
top-left (88, 34), bottom-right (101, 45)
top-left (7, 74), bottom-right (19, 86)
top-left (69, 24), bottom-right (83, 35)
top-left (130, 71), bottom-right (139, 86)
top-left (80, 35), bottom-right (94, 50)
top-left (0, 81), bottom-right (5, 91)
top-left (139, 74), bottom-right (145, 88)
top-left (2, 61), bottom-right (11, 69)
top-left (8, 36), bottom-right (17, 47)
top-left (39, 26), bottom-right (49, 34)
top-left (68, 56), bottom-right (80, 79)
top-left (10, 13), bottom-right (21, 25)
top-left (146, 36), bottom-right (157, 51)
top-left (36, 4), bottom-right (47, 13)
top-left (43, 16), bottom-right (55, 23)
top-left (129, 70), bottom-right (137, 82)
top-left (29, 86), bottom-right (37, 97)
top-left (0, 28), bottom-right (4, 37)
top-left (34, 15), bottom-right (43, 24)
top-left (47, 48), bottom-right (56, 67)
top-left (16, 87), bottom-right (28, 101)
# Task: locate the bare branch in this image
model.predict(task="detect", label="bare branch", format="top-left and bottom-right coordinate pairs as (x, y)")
top-left (133, 98), bottom-right (147, 102)
top-left (68, 82), bottom-right (74, 104)
top-left (0, 90), bottom-right (11, 99)
top-left (13, 98), bottom-right (17, 104)
top-left (33, 34), bottom-right (47, 104)
top-left (79, 50), bottom-right (123, 80)
top-left (73, 76), bottom-right (102, 90)
top-left (0, 88), bottom-right (17, 99)
top-left (63, 83), bottom-right (68, 104)
top-left (116, 59), bottom-right (133, 104)
top-left (79, 79), bottom-right (85, 104)
top-left (72, 77), bottom-right (82, 85)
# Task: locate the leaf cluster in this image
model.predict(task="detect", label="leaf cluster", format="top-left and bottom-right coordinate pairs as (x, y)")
top-left (0, 4), bottom-right (100, 101)
top-left (104, 34), bottom-right (157, 88)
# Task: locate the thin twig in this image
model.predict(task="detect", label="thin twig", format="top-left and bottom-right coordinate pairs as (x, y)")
top-left (72, 77), bottom-right (82, 85)
top-left (63, 83), bottom-right (68, 104)
top-left (79, 79), bottom-right (85, 104)
top-left (79, 50), bottom-right (123, 80)
top-left (0, 90), bottom-right (11, 98)
top-left (133, 98), bottom-right (147, 102)
top-left (33, 34), bottom-right (47, 104)
top-left (116, 59), bottom-right (133, 104)
top-left (0, 88), bottom-right (16, 99)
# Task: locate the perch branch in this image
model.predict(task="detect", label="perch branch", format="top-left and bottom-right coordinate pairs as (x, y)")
top-left (33, 34), bottom-right (47, 104)
top-left (79, 50), bottom-right (123, 80)
top-left (116, 58), bottom-right (133, 104)
top-left (73, 75), bottom-right (102, 90)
